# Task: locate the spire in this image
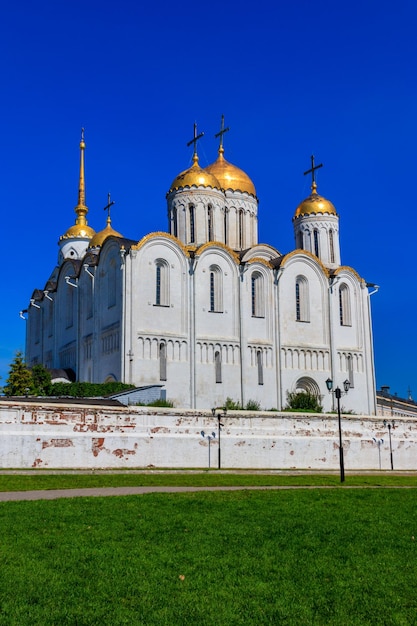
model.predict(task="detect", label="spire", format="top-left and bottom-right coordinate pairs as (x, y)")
top-left (74, 128), bottom-right (89, 226)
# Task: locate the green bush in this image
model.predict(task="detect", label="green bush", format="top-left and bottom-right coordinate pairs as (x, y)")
top-left (146, 398), bottom-right (174, 407)
top-left (50, 381), bottom-right (135, 397)
top-left (245, 399), bottom-right (261, 411)
top-left (223, 397), bottom-right (243, 410)
top-left (285, 390), bottom-right (322, 413)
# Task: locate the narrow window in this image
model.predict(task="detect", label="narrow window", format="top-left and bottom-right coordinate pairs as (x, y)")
top-left (215, 350), bottom-right (222, 383)
top-left (329, 229), bottom-right (335, 263)
top-left (251, 272), bottom-right (264, 317)
top-left (313, 229), bottom-right (320, 257)
top-left (295, 276), bottom-right (309, 322)
top-left (238, 209), bottom-right (244, 249)
top-left (159, 342), bottom-right (167, 381)
top-left (339, 284), bottom-right (352, 326)
top-left (172, 207), bottom-right (178, 238)
top-left (66, 287), bottom-right (74, 328)
top-left (155, 260), bottom-right (169, 306)
top-left (347, 354), bottom-right (354, 388)
top-left (257, 350), bottom-right (264, 385)
top-left (189, 205), bottom-right (195, 243)
top-left (224, 209), bottom-right (228, 244)
top-left (207, 205), bottom-right (213, 241)
top-left (297, 230), bottom-right (303, 250)
top-left (209, 265), bottom-right (223, 313)
top-left (210, 271), bottom-right (215, 312)
top-left (156, 265), bottom-right (161, 305)
top-left (108, 259), bottom-right (116, 308)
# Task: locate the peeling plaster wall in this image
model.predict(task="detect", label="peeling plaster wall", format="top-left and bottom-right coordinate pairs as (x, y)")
top-left (0, 401), bottom-right (415, 470)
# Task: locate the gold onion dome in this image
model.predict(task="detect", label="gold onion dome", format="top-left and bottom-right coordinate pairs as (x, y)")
top-left (294, 182), bottom-right (337, 218)
top-left (206, 147), bottom-right (256, 196)
top-left (60, 222), bottom-right (95, 240)
top-left (169, 154), bottom-right (221, 192)
top-left (89, 216), bottom-right (123, 248)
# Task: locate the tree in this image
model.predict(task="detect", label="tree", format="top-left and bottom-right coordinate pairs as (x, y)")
top-left (3, 352), bottom-right (34, 396)
top-left (31, 363), bottom-right (52, 396)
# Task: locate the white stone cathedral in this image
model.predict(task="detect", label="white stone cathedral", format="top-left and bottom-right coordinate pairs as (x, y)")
top-left (25, 123), bottom-right (377, 414)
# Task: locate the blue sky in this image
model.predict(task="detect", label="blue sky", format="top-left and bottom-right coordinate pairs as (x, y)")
top-left (1, 0), bottom-right (416, 398)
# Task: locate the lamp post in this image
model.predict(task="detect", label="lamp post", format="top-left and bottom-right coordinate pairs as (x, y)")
top-left (326, 378), bottom-right (350, 483)
top-left (201, 431), bottom-right (216, 468)
top-left (383, 420), bottom-right (395, 470)
top-left (372, 437), bottom-right (384, 470)
top-left (211, 407), bottom-right (227, 469)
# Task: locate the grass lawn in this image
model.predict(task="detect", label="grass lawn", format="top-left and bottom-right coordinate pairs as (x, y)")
top-left (0, 471), bottom-right (417, 492)
top-left (0, 489), bottom-right (416, 625)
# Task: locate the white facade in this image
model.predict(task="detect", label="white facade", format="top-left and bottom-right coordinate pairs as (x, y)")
top-left (25, 132), bottom-right (377, 414)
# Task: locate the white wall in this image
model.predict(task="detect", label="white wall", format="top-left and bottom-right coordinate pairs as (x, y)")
top-left (0, 400), bottom-right (414, 470)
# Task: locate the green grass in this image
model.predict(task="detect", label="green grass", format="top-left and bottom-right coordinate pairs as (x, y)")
top-left (0, 471), bottom-right (416, 492)
top-left (0, 489), bottom-right (416, 624)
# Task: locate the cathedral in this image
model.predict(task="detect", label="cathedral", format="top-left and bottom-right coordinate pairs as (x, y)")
top-left (25, 121), bottom-right (377, 414)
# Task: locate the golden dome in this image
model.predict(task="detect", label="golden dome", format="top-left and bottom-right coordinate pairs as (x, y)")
top-left (294, 182), bottom-right (337, 218)
top-left (169, 154), bottom-right (220, 192)
top-left (60, 222), bottom-right (95, 240)
top-left (89, 217), bottom-right (123, 248)
top-left (205, 148), bottom-right (256, 196)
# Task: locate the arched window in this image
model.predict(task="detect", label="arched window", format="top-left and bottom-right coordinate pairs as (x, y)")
top-left (257, 349), bottom-right (264, 385)
top-left (251, 272), bottom-right (265, 317)
top-left (155, 259), bottom-right (169, 306)
top-left (238, 209), bottom-right (244, 249)
top-left (207, 205), bottom-right (213, 241)
top-left (209, 265), bottom-right (223, 313)
top-left (339, 284), bottom-right (351, 326)
top-left (329, 229), bottom-right (335, 263)
top-left (313, 229), bottom-right (320, 257)
top-left (215, 350), bottom-right (222, 383)
top-left (172, 207), bottom-right (178, 238)
top-left (189, 205), bottom-right (195, 243)
top-left (159, 342), bottom-right (167, 381)
top-left (296, 230), bottom-right (303, 250)
top-left (295, 276), bottom-right (309, 322)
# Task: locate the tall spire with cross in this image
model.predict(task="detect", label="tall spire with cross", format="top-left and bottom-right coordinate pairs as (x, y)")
top-left (74, 128), bottom-right (89, 227)
top-left (303, 154), bottom-right (323, 194)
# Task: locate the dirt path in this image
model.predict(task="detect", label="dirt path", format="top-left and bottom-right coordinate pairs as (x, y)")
top-left (1, 483), bottom-right (416, 501)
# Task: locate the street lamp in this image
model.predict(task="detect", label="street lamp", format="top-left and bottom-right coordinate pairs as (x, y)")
top-left (201, 431), bottom-right (216, 468)
top-left (372, 437), bottom-right (384, 470)
top-left (211, 407), bottom-right (227, 469)
top-left (326, 378), bottom-right (350, 483)
top-left (383, 420), bottom-right (395, 470)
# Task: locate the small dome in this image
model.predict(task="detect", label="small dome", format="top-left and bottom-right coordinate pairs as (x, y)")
top-left (60, 223), bottom-right (95, 241)
top-left (294, 182), bottom-right (337, 218)
top-left (89, 218), bottom-right (123, 248)
top-left (206, 149), bottom-right (256, 196)
top-left (169, 154), bottom-right (220, 192)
